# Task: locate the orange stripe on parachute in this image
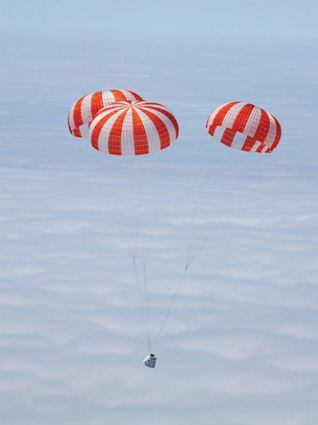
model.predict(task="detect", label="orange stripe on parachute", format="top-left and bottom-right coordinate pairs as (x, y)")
top-left (73, 96), bottom-right (85, 128)
top-left (108, 108), bottom-right (130, 155)
top-left (90, 92), bottom-right (104, 120)
top-left (132, 108), bottom-right (149, 155)
top-left (90, 109), bottom-right (123, 151)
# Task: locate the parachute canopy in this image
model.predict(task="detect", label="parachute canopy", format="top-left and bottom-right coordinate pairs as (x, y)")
top-left (89, 100), bottom-right (179, 156)
top-left (68, 90), bottom-right (143, 138)
top-left (206, 102), bottom-right (281, 153)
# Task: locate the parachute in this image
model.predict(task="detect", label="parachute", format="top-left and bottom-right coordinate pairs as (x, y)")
top-left (68, 90), bottom-right (143, 138)
top-left (68, 92), bottom-right (283, 368)
top-left (206, 102), bottom-right (282, 153)
top-left (68, 92), bottom-right (185, 366)
top-left (89, 100), bottom-right (179, 155)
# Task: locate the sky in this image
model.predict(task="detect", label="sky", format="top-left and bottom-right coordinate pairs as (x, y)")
top-left (1, 0), bottom-right (318, 37)
top-left (1, 1), bottom-right (318, 425)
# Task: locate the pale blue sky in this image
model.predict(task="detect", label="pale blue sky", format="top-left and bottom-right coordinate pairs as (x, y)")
top-left (1, 0), bottom-right (318, 38)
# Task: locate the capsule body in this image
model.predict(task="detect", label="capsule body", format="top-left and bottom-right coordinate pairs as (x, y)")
top-left (143, 354), bottom-right (157, 368)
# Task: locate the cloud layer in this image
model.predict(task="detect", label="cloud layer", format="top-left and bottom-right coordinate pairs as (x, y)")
top-left (1, 30), bottom-right (318, 425)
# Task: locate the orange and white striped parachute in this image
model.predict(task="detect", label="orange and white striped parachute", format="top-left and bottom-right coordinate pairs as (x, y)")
top-left (68, 90), bottom-right (143, 138)
top-left (89, 100), bottom-right (179, 156)
top-left (206, 102), bottom-right (282, 153)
